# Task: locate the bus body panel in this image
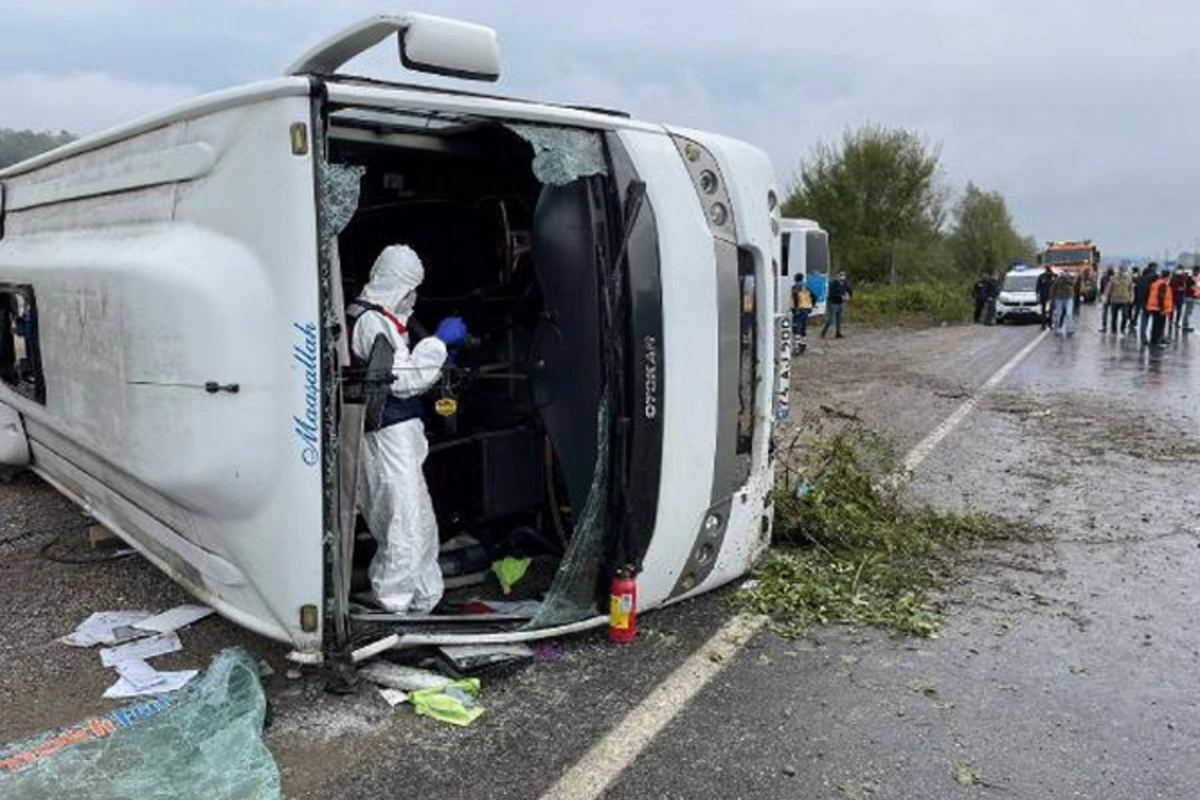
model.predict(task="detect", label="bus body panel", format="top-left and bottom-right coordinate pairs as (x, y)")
top-left (0, 93), bottom-right (326, 651)
top-left (614, 129), bottom-right (722, 608)
top-left (665, 128), bottom-right (779, 597)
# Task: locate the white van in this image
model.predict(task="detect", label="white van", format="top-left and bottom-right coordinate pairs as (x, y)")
top-left (0, 14), bottom-right (782, 663)
top-left (994, 264), bottom-right (1043, 324)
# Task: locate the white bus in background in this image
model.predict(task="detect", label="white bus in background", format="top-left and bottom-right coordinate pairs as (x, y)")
top-left (0, 13), bottom-right (783, 664)
top-left (778, 218), bottom-right (830, 317)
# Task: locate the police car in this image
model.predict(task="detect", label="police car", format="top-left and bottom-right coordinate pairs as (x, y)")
top-left (994, 264), bottom-right (1043, 324)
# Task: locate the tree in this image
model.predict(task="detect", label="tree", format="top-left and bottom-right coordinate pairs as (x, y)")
top-left (783, 124), bottom-right (947, 283)
top-left (0, 128), bottom-right (77, 170)
top-left (947, 183), bottom-right (1035, 277)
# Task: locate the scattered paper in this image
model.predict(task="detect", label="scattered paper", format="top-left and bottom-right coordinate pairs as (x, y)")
top-left (377, 687), bottom-right (409, 707)
top-left (108, 625), bottom-right (155, 645)
top-left (60, 611), bottom-right (153, 647)
top-left (115, 659), bottom-right (168, 692)
top-left (132, 604), bottom-right (213, 635)
top-left (103, 669), bottom-right (198, 699)
top-left (100, 633), bottom-right (182, 667)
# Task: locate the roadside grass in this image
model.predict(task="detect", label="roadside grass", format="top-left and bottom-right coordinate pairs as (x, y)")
top-left (846, 280), bottom-right (975, 326)
top-left (738, 417), bottom-right (1036, 637)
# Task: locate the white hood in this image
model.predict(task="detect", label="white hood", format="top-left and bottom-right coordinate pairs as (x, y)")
top-left (359, 245), bottom-right (424, 319)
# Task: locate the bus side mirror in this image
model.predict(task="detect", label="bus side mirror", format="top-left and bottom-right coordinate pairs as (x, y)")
top-left (286, 13), bottom-right (501, 82)
top-left (400, 13), bottom-right (500, 81)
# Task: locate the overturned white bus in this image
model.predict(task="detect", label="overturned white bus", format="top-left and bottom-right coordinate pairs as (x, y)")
top-left (0, 13), bottom-right (784, 662)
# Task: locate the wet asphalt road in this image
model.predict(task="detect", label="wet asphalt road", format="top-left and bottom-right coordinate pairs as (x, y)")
top-left (602, 311), bottom-right (1200, 800)
top-left (1, 307), bottom-right (1197, 799)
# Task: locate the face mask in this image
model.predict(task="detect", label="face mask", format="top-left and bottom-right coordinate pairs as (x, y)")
top-left (395, 290), bottom-right (417, 317)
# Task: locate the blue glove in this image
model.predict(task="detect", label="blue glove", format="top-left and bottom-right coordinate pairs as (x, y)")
top-left (434, 316), bottom-right (468, 347)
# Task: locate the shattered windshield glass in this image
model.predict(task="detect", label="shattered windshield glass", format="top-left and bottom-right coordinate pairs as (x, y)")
top-left (507, 124), bottom-right (609, 186)
top-left (528, 400), bottom-right (609, 628)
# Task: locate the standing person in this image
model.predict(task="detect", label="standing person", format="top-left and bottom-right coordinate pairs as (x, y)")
top-left (820, 271), bottom-right (852, 339)
top-left (1036, 264), bottom-right (1056, 330)
top-left (350, 244), bottom-right (468, 614)
top-left (1104, 264), bottom-right (1134, 335)
top-left (791, 273), bottom-right (814, 354)
top-left (1184, 267), bottom-right (1200, 333)
top-left (1128, 267), bottom-right (1142, 329)
top-left (1050, 270), bottom-right (1077, 336)
top-left (1171, 267), bottom-right (1190, 330)
top-left (972, 272), bottom-right (992, 324)
top-left (1099, 267), bottom-right (1115, 330)
top-left (1146, 267), bottom-right (1175, 347)
top-left (1135, 263), bottom-right (1158, 345)
top-left (983, 272), bottom-right (1000, 325)
top-left (1072, 271), bottom-right (1085, 317)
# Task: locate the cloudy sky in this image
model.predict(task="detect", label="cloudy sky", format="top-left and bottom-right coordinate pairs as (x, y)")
top-left (2, 1), bottom-right (1196, 257)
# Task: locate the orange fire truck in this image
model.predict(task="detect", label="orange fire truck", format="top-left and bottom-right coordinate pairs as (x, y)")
top-left (1037, 240), bottom-right (1102, 302)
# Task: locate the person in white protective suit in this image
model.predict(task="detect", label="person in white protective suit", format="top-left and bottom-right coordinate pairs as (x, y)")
top-left (350, 245), bottom-right (468, 613)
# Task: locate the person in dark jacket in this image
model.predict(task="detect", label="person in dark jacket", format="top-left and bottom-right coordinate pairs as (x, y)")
top-left (1128, 267), bottom-right (1142, 328)
top-left (972, 273), bottom-right (993, 324)
top-left (1036, 265), bottom-right (1056, 329)
top-left (1171, 268), bottom-right (1190, 330)
top-left (1098, 267), bottom-right (1114, 331)
top-left (1135, 263), bottom-right (1159, 345)
top-left (820, 272), bottom-right (852, 339)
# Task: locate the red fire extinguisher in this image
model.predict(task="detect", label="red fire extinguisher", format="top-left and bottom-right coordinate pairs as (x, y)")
top-left (609, 566), bottom-right (638, 644)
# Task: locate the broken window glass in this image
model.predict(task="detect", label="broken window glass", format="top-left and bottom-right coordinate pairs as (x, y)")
top-left (507, 124), bottom-right (608, 186)
top-left (0, 648), bottom-right (279, 800)
top-left (528, 400), bottom-right (609, 628)
top-left (319, 161), bottom-right (365, 245)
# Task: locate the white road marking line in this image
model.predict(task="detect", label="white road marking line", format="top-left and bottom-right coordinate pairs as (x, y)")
top-left (541, 327), bottom-right (1049, 800)
top-left (538, 613), bottom-right (765, 800)
top-left (902, 328), bottom-right (1049, 472)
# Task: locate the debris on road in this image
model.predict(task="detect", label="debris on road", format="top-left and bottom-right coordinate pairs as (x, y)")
top-left (533, 642), bottom-right (565, 663)
top-left (358, 659), bottom-right (487, 726)
top-left (490, 556), bottom-right (532, 595)
top-left (104, 664), bottom-right (198, 699)
top-left (114, 659), bottom-right (166, 692)
top-left (953, 764), bottom-right (981, 786)
top-left (59, 610), bottom-right (153, 647)
top-left (739, 421), bottom-right (1041, 637)
top-left (409, 679), bottom-right (484, 727)
top-left (468, 597), bottom-right (544, 618)
top-left (438, 643), bottom-right (533, 675)
top-left (131, 604), bottom-right (214, 635)
top-left (99, 632), bottom-right (182, 667)
top-left (837, 780), bottom-right (877, 799)
top-left (376, 687), bottom-right (409, 708)
top-left (0, 648), bottom-right (279, 799)
top-left (359, 661), bottom-right (454, 692)
top-left (59, 606), bottom-right (215, 700)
